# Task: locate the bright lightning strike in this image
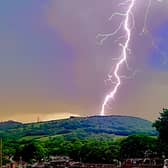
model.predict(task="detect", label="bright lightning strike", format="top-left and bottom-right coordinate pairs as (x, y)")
top-left (97, 0), bottom-right (164, 116)
top-left (98, 0), bottom-right (136, 116)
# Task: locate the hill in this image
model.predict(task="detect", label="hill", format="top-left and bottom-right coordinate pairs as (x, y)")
top-left (0, 115), bottom-right (157, 140)
top-left (0, 120), bottom-right (23, 130)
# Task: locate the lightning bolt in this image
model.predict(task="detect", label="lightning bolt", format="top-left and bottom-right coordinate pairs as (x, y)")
top-left (142, 0), bottom-right (152, 34)
top-left (99, 0), bottom-right (136, 116)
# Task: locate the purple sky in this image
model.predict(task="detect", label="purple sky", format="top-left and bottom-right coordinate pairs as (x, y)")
top-left (0, 0), bottom-right (168, 122)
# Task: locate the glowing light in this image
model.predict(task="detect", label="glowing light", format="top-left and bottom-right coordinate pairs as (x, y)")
top-left (142, 0), bottom-right (152, 34)
top-left (99, 0), bottom-right (136, 116)
top-left (97, 0), bottom-right (164, 116)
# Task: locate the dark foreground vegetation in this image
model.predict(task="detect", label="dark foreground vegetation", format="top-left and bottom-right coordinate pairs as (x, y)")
top-left (1, 109), bottom-right (168, 165)
top-left (2, 134), bottom-right (160, 164)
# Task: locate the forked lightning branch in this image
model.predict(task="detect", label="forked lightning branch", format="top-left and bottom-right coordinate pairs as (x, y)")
top-left (97, 0), bottom-right (163, 116)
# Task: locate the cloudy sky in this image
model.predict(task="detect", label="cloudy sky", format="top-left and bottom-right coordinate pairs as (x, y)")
top-left (0, 0), bottom-right (168, 122)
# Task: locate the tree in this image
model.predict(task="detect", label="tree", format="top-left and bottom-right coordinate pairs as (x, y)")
top-left (153, 108), bottom-right (168, 157)
top-left (153, 108), bottom-right (168, 141)
top-left (120, 135), bottom-right (157, 159)
top-left (15, 141), bottom-right (47, 162)
top-left (79, 139), bottom-right (119, 163)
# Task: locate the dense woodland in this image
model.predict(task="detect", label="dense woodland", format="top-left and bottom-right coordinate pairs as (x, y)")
top-left (1, 109), bottom-right (168, 164)
top-left (1, 134), bottom-right (160, 164)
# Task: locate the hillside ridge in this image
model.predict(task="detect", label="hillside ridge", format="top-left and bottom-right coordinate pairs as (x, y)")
top-left (0, 115), bottom-right (157, 140)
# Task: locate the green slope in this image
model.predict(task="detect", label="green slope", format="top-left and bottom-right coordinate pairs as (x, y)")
top-left (0, 115), bottom-right (157, 140)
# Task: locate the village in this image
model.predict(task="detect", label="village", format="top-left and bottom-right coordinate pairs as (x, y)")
top-left (1, 156), bottom-right (167, 168)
